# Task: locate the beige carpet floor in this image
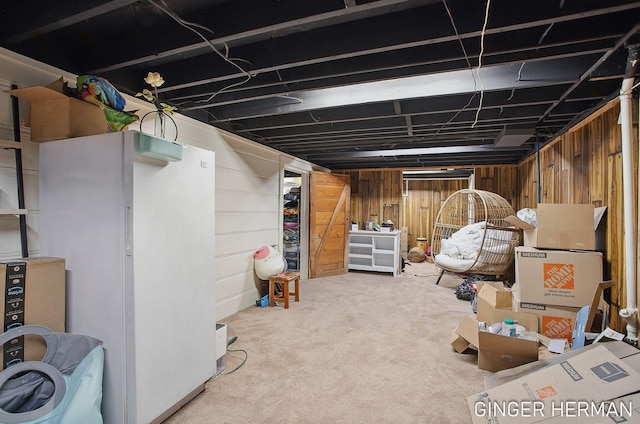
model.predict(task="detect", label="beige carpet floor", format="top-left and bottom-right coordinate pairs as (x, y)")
top-left (164, 260), bottom-right (489, 424)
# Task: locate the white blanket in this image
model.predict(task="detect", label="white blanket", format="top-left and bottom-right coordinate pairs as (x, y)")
top-left (435, 221), bottom-right (514, 272)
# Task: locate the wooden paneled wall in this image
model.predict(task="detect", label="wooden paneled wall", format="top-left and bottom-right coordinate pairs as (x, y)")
top-left (345, 169), bottom-right (403, 231)
top-left (401, 179), bottom-right (467, 248)
top-left (516, 102), bottom-right (621, 208)
top-left (344, 168), bottom-right (518, 251)
top-left (341, 98), bottom-right (638, 333)
top-left (518, 101), bottom-right (637, 332)
top-left (474, 166), bottom-right (519, 206)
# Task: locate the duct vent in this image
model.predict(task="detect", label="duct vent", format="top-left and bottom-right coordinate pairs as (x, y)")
top-left (494, 127), bottom-right (534, 147)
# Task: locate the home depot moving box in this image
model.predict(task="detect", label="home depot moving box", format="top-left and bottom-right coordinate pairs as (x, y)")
top-left (505, 204), bottom-right (606, 251)
top-left (515, 246), bottom-right (603, 308)
top-left (513, 290), bottom-right (580, 343)
top-left (0, 257), bottom-right (65, 368)
top-left (467, 345), bottom-right (640, 424)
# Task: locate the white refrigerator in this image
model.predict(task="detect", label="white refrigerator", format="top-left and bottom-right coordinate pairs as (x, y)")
top-left (38, 131), bottom-right (217, 424)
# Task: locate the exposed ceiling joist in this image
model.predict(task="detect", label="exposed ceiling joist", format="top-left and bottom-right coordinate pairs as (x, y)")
top-left (1, 0), bottom-right (638, 170)
top-left (201, 56), bottom-right (597, 120)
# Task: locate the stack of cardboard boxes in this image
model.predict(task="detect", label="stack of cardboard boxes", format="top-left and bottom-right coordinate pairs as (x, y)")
top-left (452, 204), bottom-right (608, 372)
top-left (508, 204), bottom-right (607, 344)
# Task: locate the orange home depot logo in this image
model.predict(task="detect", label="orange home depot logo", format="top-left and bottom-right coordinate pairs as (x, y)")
top-left (542, 316), bottom-right (573, 342)
top-left (543, 263), bottom-right (574, 290)
top-left (536, 385), bottom-right (557, 399)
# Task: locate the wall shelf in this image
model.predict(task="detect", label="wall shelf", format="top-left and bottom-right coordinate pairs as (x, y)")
top-left (0, 141), bottom-right (29, 217)
top-left (0, 135), bottom-right (29, 252)
top-left (0, 209), bottom-right (27, 215)
top-left (4, 88), bottom-right (30, 257)
top-left (0, 139), bottom-right (23, 149)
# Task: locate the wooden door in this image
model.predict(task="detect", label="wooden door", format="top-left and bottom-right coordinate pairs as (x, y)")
top-left (309, 172), bottom-right (350, 278)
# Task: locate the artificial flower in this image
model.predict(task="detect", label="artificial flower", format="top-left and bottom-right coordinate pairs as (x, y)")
top-left (144, 72), bottom-right (165, 88)
top-left (136, 72), bottom-right (177, 114)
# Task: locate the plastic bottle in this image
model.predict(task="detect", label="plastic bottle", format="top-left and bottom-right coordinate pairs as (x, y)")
top-left (501, 318), bottom-right (516, 337)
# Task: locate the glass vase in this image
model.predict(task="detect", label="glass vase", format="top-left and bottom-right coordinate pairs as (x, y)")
top-left (154, 110), bottom-right (166, 139)
top-left (140, 110), bottom-right (178, 141)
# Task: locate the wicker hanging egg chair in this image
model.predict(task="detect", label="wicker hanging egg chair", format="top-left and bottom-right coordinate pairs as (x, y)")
top-left (430, 189), bottom-right (519, 283)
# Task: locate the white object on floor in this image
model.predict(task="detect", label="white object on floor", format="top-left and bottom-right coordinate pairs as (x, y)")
top-left (216, 323), bottom-right (227, 360)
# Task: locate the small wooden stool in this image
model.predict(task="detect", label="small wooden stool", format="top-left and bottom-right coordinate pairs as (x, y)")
top-left (268, 272), bottom-right (300, 308)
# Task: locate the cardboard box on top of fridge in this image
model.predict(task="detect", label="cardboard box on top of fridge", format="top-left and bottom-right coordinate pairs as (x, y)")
top-left (5, 78), bottom-right (108, 142)
top-left (504, 204), bottom-right (607, 251)
top-left (454, 308), bottom-right (539, 372)
top-left (0, 257), bottom-right (66, 368)
top-left (515, 246), bottom-right (603, 308)
top-left (466, 344), bottom-right (640, 424)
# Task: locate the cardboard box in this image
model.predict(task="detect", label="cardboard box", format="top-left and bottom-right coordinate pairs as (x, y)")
top-left (512, 284), bottom-right (581, 343)
top-left (454, 281), bottom-right (540, 371)
top-left (467, 345), bottom-right (640, 424)
top-left (476, 283), bottom-right (512, 323)
top-left (0, 257), bottom-right (66, 368)
top-left (515, 300), bottom-right (579, 343)
top-left (483, 341), bottom-right (640, 390)
top-left (538, 334), bottom-right (570, 357)
top-left (505, 204), bottom-right (606, 250)
top-left (454, 310), bottom-right (540, 372)
top-left (515, 246), bottom-right (603, 308)
top-left (451, 328), bottom-right (474, 353)
top-left (6, 85), bottom-right (108, 141)
top-left (475, 330), bottom-right (539, 373)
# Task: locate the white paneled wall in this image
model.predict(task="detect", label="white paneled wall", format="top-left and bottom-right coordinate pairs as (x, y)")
top-left (0, 48), bottom-right (325, 321)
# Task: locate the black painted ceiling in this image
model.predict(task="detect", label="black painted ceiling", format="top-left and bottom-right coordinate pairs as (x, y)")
top-left (1, 0), bottom-right (639, 170)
